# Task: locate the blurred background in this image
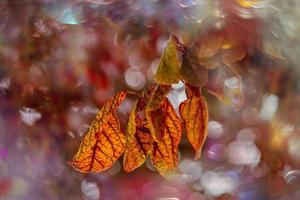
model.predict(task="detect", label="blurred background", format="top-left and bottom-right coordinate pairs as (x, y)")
top-left (1, 0), bottom-right (300, 199)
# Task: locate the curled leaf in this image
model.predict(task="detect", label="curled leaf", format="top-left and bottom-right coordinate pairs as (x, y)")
top-left (221, 41), bottom-right (246, 66)
top-left (146, 84), bottom-right (171, 141)
top-left (150, 98), bottom-right (182, 174)
top-left (154, 35), bottom-right (183, 85)
top-left (68, 92), bottom-right (126, 173)
top-left (180, 85), bottom-right (208, 159)
top-left (123, 90), bottom-right (153, 173)
top-left (180, 47), bottom-right (208, 88)
top-left (123, 112), bottom-right (153, 172)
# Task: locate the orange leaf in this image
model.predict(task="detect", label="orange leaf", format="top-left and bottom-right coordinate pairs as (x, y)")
top-left (180, 86), bottom-right (208, 159)
top-left (68, 92), bottom-right (126, 173)
top-left (146, 84), bottom-right (171, 141)
top-left (150, 98), bottom-right (182, 174)
top-left (123, 116), bottom-right (153, 172)
top-left (123, 90), bottom-right (153, 172)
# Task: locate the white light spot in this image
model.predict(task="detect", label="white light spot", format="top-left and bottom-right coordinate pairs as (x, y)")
top-left (0, 77), bottom-right (11, 89)
top-left (167, 84), bottom-right (187, 111)
top-left (208, 121), bottom-right (224, 139)
top-left (178, 159), bottom-right (203, 182)
top-left (82, 0), bottom-right (116, 5)
top-left (83, 106), bottom-right (99, 114)
top-left (206, 143), bottom-right (226, 162)
top-left (68, 131), bottom-right (76, 138)
top-left (259, 94), bottom-right (279, 120)
top-left (125, 68), bottom-right (146, 90)
top-left (283, 170), bottom-right (300, 184)
top-left (19, 107), bottom-right (42, 126)
top-left (0, 77), bottom-right (11, 93)
top-left (224, 76), bottom-right (239, 89)
top-left (81, 179), bottom-right (100, 200)
top-left (178, 0), bottom-right (195, 8)
top-left (156, 36), bottom-right (168, 54)
top-left (171, 81), bottom-right (185, 90)
top-left (200, 171), bottom-right (238, 197)
top-left (227, 140), bottom-right (261, 166)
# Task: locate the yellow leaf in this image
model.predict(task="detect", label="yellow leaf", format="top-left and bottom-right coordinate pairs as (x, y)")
top-left (154, 35), bottom-right (182, 85)
top-left (68, 92), bottom-right (126, 173)
top-left (150, 98), bottom-right (182, 174)
top-left (180, 86), bottom-right (208, 159)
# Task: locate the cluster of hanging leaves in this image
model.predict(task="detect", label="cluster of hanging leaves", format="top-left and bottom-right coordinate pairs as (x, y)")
top-left (69, 33), bottom-right (245, 174)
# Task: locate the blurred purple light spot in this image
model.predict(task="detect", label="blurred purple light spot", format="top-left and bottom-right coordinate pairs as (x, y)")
top-left (0, 147), bottom-right (8, 160)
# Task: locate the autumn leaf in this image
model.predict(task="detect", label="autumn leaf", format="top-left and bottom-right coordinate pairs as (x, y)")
top-left (124, 86), bottom-right (182, 174)
top-left (221, 40), bottom-right (246, 66)
top-left (197, 31), bottom-right (224, 59)
top-left (150, 98), bottom-right (182, 174)
top-left (154, 35), bottom-right (183, 85)
top-left (123, 116), bottom-right (153, 172)
top-left (180, 47), bottom-right (208, 88)
top-left (146, 84), bottom-right (171, 141)
top-left (68, 92), bottom-right (126, 173)
top-left (180, 85), bottom-right (208, 159)
top-left (123, 89), bottom-right (153, 173)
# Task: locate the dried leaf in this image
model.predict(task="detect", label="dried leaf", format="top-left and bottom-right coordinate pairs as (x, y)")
top-left (150, 99), bottom-right (182, 174)
top-left (180, 47), bottom-right (208, 87)
top-left (154, 35), bottom-right (182, 85)
top-left (123, 90), bottom-right (153, 172)
top-left (146, 84), bottom-right (171, 141)
top-left (180, 85), bottom-right (208, 159)
top-left (68, 92), bottom-right (126, 173)
top-left (197, 31), bottom-right (224, 59)
top-left (199, 55), bottom-right (221, 70)
top-left (221, 41), bottom-right (246, 66)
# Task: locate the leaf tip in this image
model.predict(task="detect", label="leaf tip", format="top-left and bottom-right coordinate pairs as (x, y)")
top-left (194, 149), bottom-right (202, 160)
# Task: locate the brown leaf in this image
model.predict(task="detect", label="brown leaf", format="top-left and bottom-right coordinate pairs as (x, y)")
top-left (68, 92), bottom-right (126, 173)
top-left (180, 47), bottom-right (208, 87)
top-left (180, 85), bottom-right (208, 159)
top-left (197, 31), bottom-right (224, 59)
top-left (221, 41), bottom-right (246, 66)
top-left (150, 98), bottom-right (182, 174)
top-left (154, 35), bottom-right (183, 85)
